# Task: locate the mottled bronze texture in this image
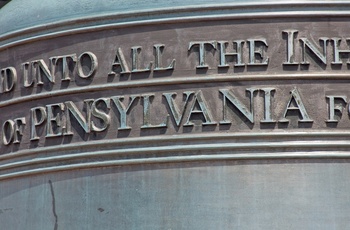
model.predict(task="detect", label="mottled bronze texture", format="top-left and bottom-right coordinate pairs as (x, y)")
top-left (1, 0), bottom-right (350, 229)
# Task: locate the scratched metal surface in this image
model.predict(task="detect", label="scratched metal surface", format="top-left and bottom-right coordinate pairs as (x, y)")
top-left (2, 0), bottom-right (350, 229)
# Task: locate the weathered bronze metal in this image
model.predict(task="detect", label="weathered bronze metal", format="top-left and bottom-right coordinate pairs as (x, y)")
top-left (2, 0), bottom-right (350, 229)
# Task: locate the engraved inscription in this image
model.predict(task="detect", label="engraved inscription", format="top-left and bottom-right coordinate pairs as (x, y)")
top-left (2, 86), bottom-right (350, 148)
top-left (2, 26), bottom-right (350, 152)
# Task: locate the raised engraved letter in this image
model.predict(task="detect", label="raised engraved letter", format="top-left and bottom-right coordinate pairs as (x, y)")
top-left (260, 88), bottom-right (276, 123)
top-left (218, 40), bottom-right (245, 67)
top-left (163, 92), bottom-right (193, 126)
top-left (184, 91), bottom-right (216, 126)
top-left (109, 48), bottom-right (131, 75)
top-left (219, 88), bottom-right (258, 124)
top-left (111, 95), bottom-right (139, 130)
top-left (22, 62), bottom-right (33, 88)
top-left (77, 52), bottom-right (98, 78)
top-left (46, 103), bottom-right (65, 137)
top-left (326, 95), bottom-right (347, 123)
top-left (141, 94), bottom-right (168, 129)
top-left (188, 41), bottom-right (217, 69)
top-left (91, 98), bottom-right (111, 132)
top-left (153, 44), bottom-right (175, 71)
top-left (279, 88), bottom-right (313, 123)
top-left (0, 67), bottom-right (17, 93)
top-left (31, 59), bottom-right (54, 85)
top-left (131, 46), bottom-right (152, 73)
top-left (299, 37), bottom-right (328, 65)
top-left (13, 118), bottom-right (26, 144)
top-left (331, 38), bottom-right (350, 65)
top-left (247, 39), bottom-right (269, 65)
top-left (64, 100), bottom-right (93, 134)
top-left (50, 54), bottom-right (77, 81)
top-left (30, 106), bottom-right (47, 140)
top-left (2, 119), bottom-right (14, 145)
top-left (283, 30), bottom-right (299, 65)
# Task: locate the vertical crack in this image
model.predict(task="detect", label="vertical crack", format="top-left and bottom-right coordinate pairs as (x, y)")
top-left (48, 180), bottom-right (58, 230)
